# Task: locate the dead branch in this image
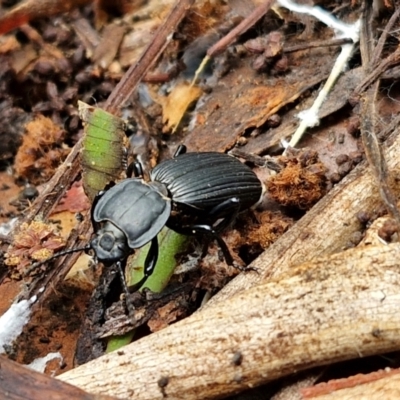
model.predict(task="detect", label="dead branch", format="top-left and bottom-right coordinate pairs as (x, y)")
top-left (59, 242), bottom-right (400, 400)
top-left (0, 355), bottom-right (118, 400)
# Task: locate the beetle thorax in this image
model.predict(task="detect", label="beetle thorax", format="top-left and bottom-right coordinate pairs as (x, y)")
top-left (91, 221), bottom-right (130, 262)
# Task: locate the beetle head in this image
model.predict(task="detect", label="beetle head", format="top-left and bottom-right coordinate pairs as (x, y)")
top-left (91, 221), bottom-right (130, 263)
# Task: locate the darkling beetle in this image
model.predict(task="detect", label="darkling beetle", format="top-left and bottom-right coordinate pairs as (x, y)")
top-left (38, 145), bottom-right (263, 292)
top-left (89, 145), bottom-right (263, 291)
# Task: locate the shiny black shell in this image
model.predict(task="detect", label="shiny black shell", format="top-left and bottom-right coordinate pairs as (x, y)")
top-left (92, 179), bottom-right (171, 248)
top-left (151, 152), bottom-right (262, 211)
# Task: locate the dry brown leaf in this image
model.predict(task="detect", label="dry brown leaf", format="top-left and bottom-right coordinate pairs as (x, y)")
top-left (154, 82), bottom-right (203, 132)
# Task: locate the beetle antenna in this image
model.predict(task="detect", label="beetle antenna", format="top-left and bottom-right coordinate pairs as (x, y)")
top-left (23, 244), bottom-right (92, 277)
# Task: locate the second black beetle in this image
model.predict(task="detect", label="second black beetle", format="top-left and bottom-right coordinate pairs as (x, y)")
top-left (90, 145), bottom-right (263, 290)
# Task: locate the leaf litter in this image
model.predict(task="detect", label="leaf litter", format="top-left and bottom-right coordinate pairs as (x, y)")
top-left (0, 0), bottom-right (400, 398)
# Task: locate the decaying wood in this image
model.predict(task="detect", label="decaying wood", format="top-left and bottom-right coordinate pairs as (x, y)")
top-left (0, 355), bottom-right (119, 400)
top-left (205, 120), bottom-right (400, 305)
top-left (300, 368), bottom-right (400, 399)
top-left (59, 243), bottom-right (400, 400)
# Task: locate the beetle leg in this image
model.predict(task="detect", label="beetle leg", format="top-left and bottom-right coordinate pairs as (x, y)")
top-left (126, 161), bottom-right (144, 178)
top-left (193, 225), bottom-right (234, 265)
top-left (174, 144), bottom-right (187, 157)
top-left (167, 198), bottom-right (241, 265)
top-left (144, 236), bottom-right (159, 277)
top-left (207, 197), bottom-right (241, 232)
top-left (127, 236), bottom-right (159, 292)
top-left (189, 227), bottom-right (253, 272)
top-left (171, 223), bottom-right (234, 265)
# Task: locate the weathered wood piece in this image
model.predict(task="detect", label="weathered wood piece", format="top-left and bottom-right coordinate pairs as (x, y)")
top-left (59, 243), bottom-right (400, 399)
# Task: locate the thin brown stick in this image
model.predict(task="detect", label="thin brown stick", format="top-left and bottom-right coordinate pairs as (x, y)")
top-left (360, 83), bottom-right (400, 231)
top-left (104, 0), bottom-right (195, 114)
top-left (358, 5), bottom-right (400, 230)
top-left (191, 0), bottom-right (274, 85)
top-left (23, 138), bottom-right (83, 223)
top-left (354, 6), bottom-right (400, 95)
top-left (370, 6), bottom-right (400, 68)
top-left (283, 37), bottom-right (351, 53)
top-left (354, 41), bottom-right (400, 95)
top-left (207, 0), bottom-right (275, 58)
top-left (6, 136), bottom-right (85, 303)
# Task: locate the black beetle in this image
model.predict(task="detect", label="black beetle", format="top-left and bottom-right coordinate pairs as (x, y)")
top-left (89, 145), bottom-right (263, 290)
top-left (30, 146), bottom-right (263, 293)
